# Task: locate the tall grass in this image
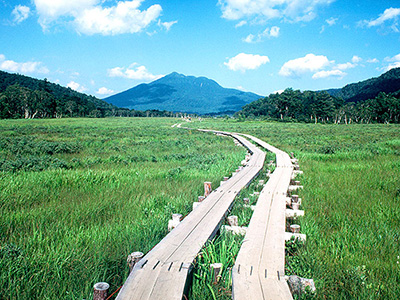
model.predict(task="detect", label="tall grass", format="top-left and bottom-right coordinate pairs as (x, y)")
top-left (0, 118), bottom-right (246, 299)
top-left (189, 119), bottom-right (400, 299)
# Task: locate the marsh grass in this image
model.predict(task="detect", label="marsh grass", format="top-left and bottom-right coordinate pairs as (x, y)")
top-left (189, 119), bottom-right (400, 299)
top-left (0, 118), bottom-right (246, 299)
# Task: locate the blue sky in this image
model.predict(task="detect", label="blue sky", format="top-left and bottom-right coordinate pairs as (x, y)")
top-left (1, 0), bottom-right (400, 98)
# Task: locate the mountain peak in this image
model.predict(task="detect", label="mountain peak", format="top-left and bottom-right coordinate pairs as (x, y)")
top-left (105, 72), bottom-right (261, 114)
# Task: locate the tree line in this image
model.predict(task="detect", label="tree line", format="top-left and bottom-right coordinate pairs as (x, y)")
top-left (235, 88), bottom-right (400, 124)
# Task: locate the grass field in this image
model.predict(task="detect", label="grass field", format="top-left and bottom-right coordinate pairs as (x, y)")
top-left (1, 117), bottom-right (399, 299)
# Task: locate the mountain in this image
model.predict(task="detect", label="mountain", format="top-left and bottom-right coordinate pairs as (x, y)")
top-left (104, 72), bottom-right (262, 114)
top-left (324, 67), bottom-right (400, 102)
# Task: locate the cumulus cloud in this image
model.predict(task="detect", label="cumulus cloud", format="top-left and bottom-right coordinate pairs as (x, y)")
top-left (96, 87), bottom-right (114, 95)
top-left (243, 26), bottom-right (280, 43)
top-left (12, 5), bottom-right (31, 23)
top-left (334, 62), bottom-right (356, 70)
top-left (384, 53), bottom-right (400, 71)
top-left (34, 0), bottom-right (162, 35)
top-left (0, 54), bottom-right (49, 74)
top-left (224, 53), bottom-right (270, 72)
top-left (312, 69), bottom-right (346, 79)
top-left (108, 63), bottom-right (163, 81)
top-left (218, 0), bottom-right (334, 23)
top-left (279, 54), bottom-right (331, 77)
top-left (67, 81), bottom-right (86, 92)
top-left (351, 55), bottom-right (362, 63)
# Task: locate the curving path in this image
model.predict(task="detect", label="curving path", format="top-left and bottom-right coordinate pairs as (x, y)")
top-left (116, 130), bottom-right (265, 299)
top-left (116, 127), bottom-right (295, 300)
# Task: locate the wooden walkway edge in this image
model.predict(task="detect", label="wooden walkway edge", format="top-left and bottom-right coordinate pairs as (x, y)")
top-left (116, 130), bottom-right (266, 300)
top-left (232, 134), bottom-right (294, 300)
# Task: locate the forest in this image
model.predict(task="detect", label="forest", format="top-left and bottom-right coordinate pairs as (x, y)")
top-left (236, 88), bottom-right (400, 124)
top-left (0, 71), bottom-right (176, 119)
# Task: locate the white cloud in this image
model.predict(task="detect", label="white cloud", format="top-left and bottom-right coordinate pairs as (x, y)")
top-left (384, 53), bottom-right (400, 71)
top-left (34, 0), bottom-right (162, 35)
top-left (243, 33), bottom-right (256, 43)
top-left (363, 7), bottom-right (400, 27)
top-left (326, 17), bottom-right (338, 26)
top-left (235, 20), bottom-right (247, 28)
top-left (12, 5), bottom-right (31, 23)
top-left (351, 55), bottom-right (362, 63)
top-left (67, 81), bottom-right (86, 92)
top-left (218, 0), bottom-right (334, 23)
top-left (108, 63), bottom-right (162, 81)
top-left (224, 53), bottom-right (270, 72)
top-left (96, 87), bottom-right (114, 95)
top-left (279, 53), bottom-right (331, 77)
top-left (367, 58), bottom-right (379, 63)
top-left (335, 62), bottom-right (356, 70)
top-left (312, 69), bottom-right (346, 79)
top-left (0, 54), bottom-right (49, 74)
top-left (158, 20), bottom-right (177, 31)
top-left (243, 26), bottom-right (280, 43)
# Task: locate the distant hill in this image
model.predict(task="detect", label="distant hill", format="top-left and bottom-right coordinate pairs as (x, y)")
top-left (0, 70), bottom-right (115, 111)
top-left (324, 68), bottom-right (400, 102)
top-left (104, 72), bottom-right (262, 114)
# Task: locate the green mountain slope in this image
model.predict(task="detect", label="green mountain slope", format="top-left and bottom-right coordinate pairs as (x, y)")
top-left (104, 72), bottom-right (262, 114)
top-left (324, 68), bottom-right (400, 102)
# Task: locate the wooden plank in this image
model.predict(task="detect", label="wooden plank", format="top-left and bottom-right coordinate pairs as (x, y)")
top-left (232, 134), bottom-right (293, 300)
top-left (116, 131), bottom-right (266, 300)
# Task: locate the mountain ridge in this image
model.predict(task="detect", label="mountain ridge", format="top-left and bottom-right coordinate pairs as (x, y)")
top-left (104, 72), bottom-right (262, 114)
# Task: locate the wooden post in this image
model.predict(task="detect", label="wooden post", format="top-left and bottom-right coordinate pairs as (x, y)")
top-left (292, 202), bottom-right (300, 210)
top-left (294, 180), bottom-right (301, 186)
top-left (204, 181), bottom-right (212, 197)
top-left (93, 282), bottom-right (109, 300)
top-left (223, 176), bottom-right (229, 181)
top-left (290, 224), bottom-right (300, 233)
top-left (227, 215), bottom-right (238, 226)
top-left (243, 198), bottom-right (250, 205)
top-left (198, 196), bottom-right (205, 202)
top-left (172, 213), bottom-right (182, 222)
top-left (291, 194), bottom-right (299, 203)
top-left (168, 213), bottom-right (182, 231)
top-left (127, 251), bottom-right (144, 272)
top-left (210, 263), bottom-right (223, 283)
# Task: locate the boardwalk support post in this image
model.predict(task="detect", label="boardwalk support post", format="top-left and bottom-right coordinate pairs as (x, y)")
top-left (204, 182), bottom-right (212, 197)
top-left (127, 252), bottom-right (144, 272)
top-left (227, 215), bottom-right (238, 226)
top-left (93, 282), bottom-right (109, 300)
top-left (290, 224), bottom-right (301, 233)
top-left (210, 263), bottom-right (223, 284)
top-left (168, 213), bottom-right (182, 231)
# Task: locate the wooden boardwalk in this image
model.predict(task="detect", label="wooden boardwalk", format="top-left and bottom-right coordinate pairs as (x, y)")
top-left (116, 131), bottom-right (266, 300)
top-left (232, 134), bottom-right (293, 300)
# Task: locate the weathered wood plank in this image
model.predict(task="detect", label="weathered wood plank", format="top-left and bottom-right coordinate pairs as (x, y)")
top-left (232, 134), bottom-right (293, 300)
top-left (116, 131), bottom-right (266, 300)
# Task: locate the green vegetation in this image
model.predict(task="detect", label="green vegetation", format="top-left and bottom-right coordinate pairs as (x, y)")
top-left (1, 117), bottom-right (399, 299)
top-left (237, 88), bottom-right (400, 124)
top-left (190, 119), bottom-right (400, 299)
top-left (0, 118), bottom-right (246, 299)
top-left (0, 71), bottom-right (178, 119)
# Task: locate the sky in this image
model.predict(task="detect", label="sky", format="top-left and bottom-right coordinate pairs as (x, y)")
top-left (1, 0), bottom-right (400, 98)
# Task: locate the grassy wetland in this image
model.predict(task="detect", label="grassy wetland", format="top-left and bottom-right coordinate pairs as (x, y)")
top-left (1, 117), bottom-right (399, 299)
